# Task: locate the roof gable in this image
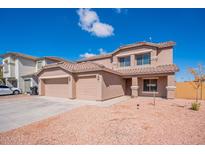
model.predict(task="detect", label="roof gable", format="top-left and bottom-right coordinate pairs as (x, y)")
top-left (78, 41), bottom-right (176, 62)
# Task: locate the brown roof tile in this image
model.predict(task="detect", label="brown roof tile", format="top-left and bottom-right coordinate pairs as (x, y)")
top-left (116, 64), bottom-right (179, 76)
top-left (38, 61), bottom-right (121, 75)
top-left (0, 52), bottom-right (38, 60)
top-left (119, 41), bottom-right (175, 50)
top-left (38, 61), bottom-right (179, 77)
top-left (37, 56), bottom-right (72, 63)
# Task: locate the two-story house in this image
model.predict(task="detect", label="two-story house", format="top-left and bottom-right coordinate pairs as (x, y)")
top-left (0, 64), bottom-right (3, 85)
top-left (37, 41), bottom-right (179, 101)
top-left (0, 52), bottom-right (65, 93)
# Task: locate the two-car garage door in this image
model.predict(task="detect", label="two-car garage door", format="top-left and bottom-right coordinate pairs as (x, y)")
top-left (44, 78), bottom-right (69, 98)
top-left (42, 76), bottom-right (98, 100)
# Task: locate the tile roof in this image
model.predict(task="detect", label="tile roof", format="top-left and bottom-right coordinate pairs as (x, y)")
top-left (37, 56), bottom-right (72, 63)
top-left (0, 52), bottom-right (38, 60)
top-left (118, 41), bottom-right (176, 50)
top-left (78, 41), bottom-right (176, 62)
top-left (116, 64), bottom-right (179, 76)
top-left (0, 52), bottom-right (70, 62)
top-left (38, 61), bottom-right (121, 75)
top-left (38, 61), bottom-right (179, 77)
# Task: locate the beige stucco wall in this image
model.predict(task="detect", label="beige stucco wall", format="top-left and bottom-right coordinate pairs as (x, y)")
top-left (101, 71), bottom-right (125, 100)
top-left (113, 46), bottom-right (158, 68)
top-left (38, 67), bottom-right (126, 101)
top-left (157, 47), bottom-right (173, 65)
top-left (39, 67), bottom-right (69, 77)
top-left (166, 74), bottom-right (176, 99)
top-left (85, 46), bottom-right (173, 70)
top-left (138, 76), bottom-right (167, 98)
top-left (87, 58), bottom-right (113, 69)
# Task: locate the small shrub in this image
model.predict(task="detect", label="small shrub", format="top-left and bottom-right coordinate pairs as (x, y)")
top-left (191, 102), bottom-right (200, 111)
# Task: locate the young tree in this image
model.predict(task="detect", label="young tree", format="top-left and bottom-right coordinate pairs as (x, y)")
top-left (188, 64), bottom-right (205, 102)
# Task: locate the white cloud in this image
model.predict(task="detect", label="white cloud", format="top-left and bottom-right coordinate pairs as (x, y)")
top-left (80, 48), bottom-right (107, 59)
top-left (80, 52), bottom-right (96, 58)
top-left (77, 8), bottom-right (99, 32)
top-left (91, 22), bottom-right (114, 37)
top-left (77, 8), bottom-right (114, 37)
top-left (98, 48), bottom-right (107, 55)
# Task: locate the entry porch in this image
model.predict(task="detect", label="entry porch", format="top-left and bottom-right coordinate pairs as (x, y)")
top-left (124, 74), bottom-right (176, 99)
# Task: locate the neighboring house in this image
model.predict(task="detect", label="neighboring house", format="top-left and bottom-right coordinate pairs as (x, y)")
top-left (37, 41), bottom-right (179, 101)
top-left (0, 64), bottom-right (4, 85)
top-left (0, 52), bottom-right (66, 93)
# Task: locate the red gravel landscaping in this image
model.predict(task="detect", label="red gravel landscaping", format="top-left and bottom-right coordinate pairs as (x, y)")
top-left (0, 97), bottom-right (204, 144)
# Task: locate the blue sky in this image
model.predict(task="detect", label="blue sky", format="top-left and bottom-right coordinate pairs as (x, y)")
top-left (0, 8), bottom-right (204, 81)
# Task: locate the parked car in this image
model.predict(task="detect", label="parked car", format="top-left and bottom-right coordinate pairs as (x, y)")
top-left (0, 85), bottom-right (21, 95)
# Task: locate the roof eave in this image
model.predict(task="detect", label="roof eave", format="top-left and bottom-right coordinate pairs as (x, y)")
top-left (0, 52), bottom-right (38, 60)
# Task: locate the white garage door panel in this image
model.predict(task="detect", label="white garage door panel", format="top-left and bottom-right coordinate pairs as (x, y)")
top-left (44, 78), bottom-right (69, 98)
top-left (76, 76), bottom-right (98, 100)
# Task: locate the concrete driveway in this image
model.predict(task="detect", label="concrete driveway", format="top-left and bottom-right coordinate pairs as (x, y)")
top-left (0, 95), bottom-right (130, 132)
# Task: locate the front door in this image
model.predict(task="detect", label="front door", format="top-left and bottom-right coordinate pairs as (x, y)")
top-left (125, 78), bottom-right (132, 95)
top-left (24, 79), bottom-right (31, 93)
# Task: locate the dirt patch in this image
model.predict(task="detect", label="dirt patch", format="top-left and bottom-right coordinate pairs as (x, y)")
top-left (0, 98), bottom-right (205, 144)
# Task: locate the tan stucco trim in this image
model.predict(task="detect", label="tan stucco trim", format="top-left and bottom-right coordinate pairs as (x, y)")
top-left (77, 74), bottom-right (97, 78)
top-left (142, 77), bottom-right (159, 79)
top-left (39, 75), bottom-right (70, 79)
top-left (115, 50), bottom-right (152, 58)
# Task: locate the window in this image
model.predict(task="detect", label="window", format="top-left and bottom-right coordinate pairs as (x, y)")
top-left (0, 85), bottom-right (9, 88)
top-left (143, 79), bottom-right (157, 92)
top-left (37, 61), bottom-right (43, 70)
top-left (119, 56), bottom-right (130, 67)
top-left (136, 53), bottom-right (151, 65)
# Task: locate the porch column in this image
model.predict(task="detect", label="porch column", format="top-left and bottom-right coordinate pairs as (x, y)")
top-left (96, 74), bottom-right (103, 101)
top-left (131, 77), bottom-right (139, 97)
top-left (130, 54), bottom-right (135, 66)
top-left (166, 74), bottom-right (176, 99)
top-left (38, 79), bottom-right (45, 96)
top-left (68, 76), bottom-right (76, 99)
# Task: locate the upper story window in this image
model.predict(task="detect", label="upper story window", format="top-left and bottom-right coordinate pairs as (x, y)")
top-left (136, 53), bottom-right (151, 65)
top-left (119, 56), bottom-right (130, 67)
top-left (36, 61), bottom-right (43, 70)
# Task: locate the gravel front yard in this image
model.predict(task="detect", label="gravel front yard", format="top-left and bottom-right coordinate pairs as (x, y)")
top-left (0, 97), bottom-right (205, 144)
